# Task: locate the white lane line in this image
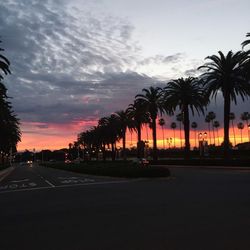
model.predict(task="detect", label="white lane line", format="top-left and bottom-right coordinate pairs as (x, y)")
top-left (11, 179), bottom-right (29, 183)
top-left (0, 179), bottom-right (140, 194)
top-left (44, 179), bottom-right (55, 187)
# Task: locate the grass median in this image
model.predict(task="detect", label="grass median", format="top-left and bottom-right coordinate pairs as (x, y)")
top-left (43, 161), bottom-right (171, 178)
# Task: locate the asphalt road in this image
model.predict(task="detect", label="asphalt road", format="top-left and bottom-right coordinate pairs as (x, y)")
top-left (0, 164), bottom-right (250, 250)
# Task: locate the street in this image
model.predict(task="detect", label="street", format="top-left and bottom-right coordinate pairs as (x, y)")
top-left (1, 164), bottom-right (250, 250)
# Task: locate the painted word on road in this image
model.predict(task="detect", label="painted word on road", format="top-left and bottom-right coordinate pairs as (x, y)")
top-left (0, 179), bottom-right (37, 191)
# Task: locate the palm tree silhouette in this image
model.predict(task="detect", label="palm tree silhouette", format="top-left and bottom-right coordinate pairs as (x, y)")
top-left (205, 115), bottom-right (212, 145)
top-left (213, 120), bottom-right (220, 146)
top-left (240, 112), bottom-right (250, 142)
top-left (229, 112), bottom-right (236, 146)
top-left (176, 113), bottom-right (183, 149)
top-left (135, 86), bottom-right (164, 160)
top-left (208, 111), bottom-right (216, 145)
top-left (199, 50), bottom-right (250, 158)
top-left (191, 121), bottom-right (198, 148)
top-left (127, 101), bottom-right (149, 158)
top-left (241, 33), bottom-right (250, 49)
top-left (158, 118), bottom-right (165, 149)
top-left (0, 39), bottom-right (11, 80)
top-left (237, 122), bottom-right (244, 143)
top-left (170, 122), bottom-right (177, 148)
top-left (164, 77), bottom-right (207, 159)
top-left (114, 109), bottom-right (131, 160)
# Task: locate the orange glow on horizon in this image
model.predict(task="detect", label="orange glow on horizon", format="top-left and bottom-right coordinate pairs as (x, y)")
top-left (17, 121), bottom-right (250, 151)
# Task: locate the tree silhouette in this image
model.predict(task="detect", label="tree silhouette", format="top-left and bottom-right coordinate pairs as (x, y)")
top-left (241, 33), bottom-right (250, 49)
top-left (170, 122), bottom-right (177, 148)
top-left (237, 122), bottom-right (244, 143)
top-left (240, 112), bottom-right (250, 142)
top-left (164, 77), bottom-right (208, 159)
top-left (213, 120), bottom-right (220, 146)
top-left (135, 86), bottom-right (164, 160)
top-left (158, 117), bottom-right (165, 149)
top-left (191, 121), bottom-right (198, 148)
top-left (229, 112), bottom-right (236, 146)
top-left (199, 50), bottom-right (250, 159)
top-left (0, 39), bottom-right (11, 80)
top-left (176, 113), bottom-right (183, 149)
top-left (208, 111), bottom-right (216, 145)
top-left (205, 115), bottom-right (212, 145)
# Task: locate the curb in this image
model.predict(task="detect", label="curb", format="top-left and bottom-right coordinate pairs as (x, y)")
top-left (0, 166), bottom-right (14, 183)
top-left (152, 165), bottom-right (250, 171)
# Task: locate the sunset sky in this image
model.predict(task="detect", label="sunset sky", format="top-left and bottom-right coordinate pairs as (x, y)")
top-left (1, 0), bottom-right (250, 151)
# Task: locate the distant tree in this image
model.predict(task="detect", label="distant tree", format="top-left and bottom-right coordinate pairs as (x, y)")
top-left (205, 115), bottom-right (212, 145)
top-left (229, 112), bottom-right (236, 146)
top-left (199, 50), bottom-right (250, 158)
top-left (237, 122), bottom-right (244, 143)
top-left (170, 122), bottom-right (177, 148)
top-left (176, 113), bottom-right (183, 149)
top-left (158, 118), bottom-right (165, 149)
top-left (213, 120), bottom-right (220, 146)
top-left (191, 121), bottom-right (198, 148)
top-left (208, 111), bottom-right (216, 145)
top-left (240, 112), bottom-right (250, 142)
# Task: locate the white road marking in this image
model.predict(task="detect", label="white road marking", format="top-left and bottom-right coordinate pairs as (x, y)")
top-left (0, 179), bottom-right (140, 194)
top-left (44, 179), bottom-right (55, 187)
top-left (11, 179), bottom-right (29, 183)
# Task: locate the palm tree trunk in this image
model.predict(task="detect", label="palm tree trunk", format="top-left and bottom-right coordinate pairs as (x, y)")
top-left (173, 129), bottom-right (176, 148)
top-left (224, 94), bottom-right (230, 159)
top-left (152, 118), bottom-right (158, 161)
top-left (111, 143), bottom-right (115, 161)
top-left (162, 126), bottom-right (165, 149)
top-left (208, 123), bottom-right (211, 145)
top-left (212, 121), bottom-right (216, 145)
top-left (179, 122), bottom-right (182, 149)
top-left (122, 130), bottom-right (126, 161)
top-left (137, 123), bottom-right (142, 158)
top-left (217, 128), bottom-right (220, 145)
top-left (232, 121), bottom-right (236, 146)
top-left (183, 105), bottom-right (190, 159)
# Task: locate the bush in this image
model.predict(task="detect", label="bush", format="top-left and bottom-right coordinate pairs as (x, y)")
top-left (43, 161), bottom-right (170, 178)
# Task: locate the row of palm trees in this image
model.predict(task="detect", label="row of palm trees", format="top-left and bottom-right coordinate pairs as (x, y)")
top-left (0, 39), bottom-right (21, 159)
top-left (77, 32), bottom-right (250, 160)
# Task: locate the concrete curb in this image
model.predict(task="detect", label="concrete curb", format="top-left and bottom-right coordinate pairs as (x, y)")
top-left (0, 166), bottom-right (14, 183)
top-left (152, 165), bottom-right (250, 171)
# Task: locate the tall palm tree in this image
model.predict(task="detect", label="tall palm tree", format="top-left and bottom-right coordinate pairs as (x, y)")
top-left (213, 120), bottom-right (220, 146)
top-left (164, 77), bottom-right (208, 159)
top-left (114, 109), bottom-right (131, 160)
top-left (158, 118), bottom-right (165, 149)
top-left (176, 113), bottom-right (183, 149)
top-left (205, 115), bottom-right (212, 145)
top-left (240, 112), bottom-right (250, 142)
top-left (198, 50), bottom-right (250, 159)
top-left (171, 122), bottom-right (177, 148)
top-left (135, 86), bottom-right (164, 160)
top-left (191, 121), bottom-right (198, 148)
top-left (208, 111), bottom-right (216, 145)
top-left (237, 122), bottom-right (244, 143)
top-left (0, 39), bottom-right (11, 80)
top-left (127, 101), bottom-right (149, 158)
top-left (229, 112), bottom-right (236, 146)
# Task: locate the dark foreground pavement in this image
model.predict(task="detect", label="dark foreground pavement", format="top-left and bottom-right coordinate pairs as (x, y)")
top-left (0, 164), bottom-right (250, 250)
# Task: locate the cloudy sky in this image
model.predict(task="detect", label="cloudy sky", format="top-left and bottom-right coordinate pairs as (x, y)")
top-left (1, 0), bottom-right (250, 150)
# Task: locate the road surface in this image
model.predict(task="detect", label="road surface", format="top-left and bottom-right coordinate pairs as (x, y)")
top-left (0, 163), bottom-right (250, 250)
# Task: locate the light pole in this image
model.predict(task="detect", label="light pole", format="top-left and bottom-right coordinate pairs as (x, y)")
top-left (199, 132), bottom-right (208, 157)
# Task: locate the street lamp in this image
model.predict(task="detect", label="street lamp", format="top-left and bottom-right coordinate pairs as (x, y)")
top-left (199, 132), bottom-right (208, 157)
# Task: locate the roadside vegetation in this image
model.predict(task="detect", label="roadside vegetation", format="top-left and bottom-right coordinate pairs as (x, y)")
top-left (43, 161), bottom-right (171, 178)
